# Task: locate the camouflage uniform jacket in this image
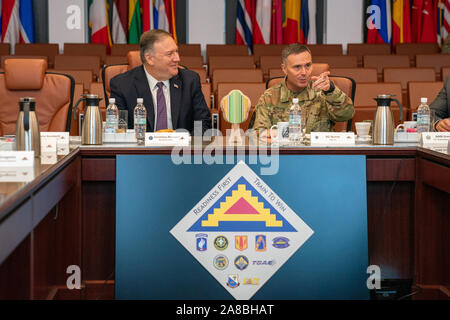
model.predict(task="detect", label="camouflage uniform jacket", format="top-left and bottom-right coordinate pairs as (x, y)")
top-left (252, 78), bottom-right (354, 133)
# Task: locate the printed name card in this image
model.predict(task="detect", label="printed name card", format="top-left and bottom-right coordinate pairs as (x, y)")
top-left (41, 137), bottom-right (57, 153)
top-left (420, 132), bottom-right (450, 147)
top-left (0, 151), bottom-right (34, 167)
top-left (310, 132), bottom-right (355, 146)
top-left (145, 132), bottom-right (191, 146)
top-left (40, 132), bottom-right (70, 155)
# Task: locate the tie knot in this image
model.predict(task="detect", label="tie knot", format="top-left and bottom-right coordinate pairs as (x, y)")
top-left (156, 82), bottom-right (164, 89)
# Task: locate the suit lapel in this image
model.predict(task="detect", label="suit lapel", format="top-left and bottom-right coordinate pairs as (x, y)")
top-left (170, 73), bottom-right (182, 129)
top-left (134, 66), bottom-right (155, 132)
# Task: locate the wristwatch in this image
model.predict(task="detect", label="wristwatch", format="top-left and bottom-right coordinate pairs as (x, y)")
top-left (324, 81), bottom-right (335, 95)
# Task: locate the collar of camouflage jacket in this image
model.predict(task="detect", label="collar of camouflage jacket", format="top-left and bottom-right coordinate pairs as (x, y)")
top-left (280, 77), bottom-right (316, 104)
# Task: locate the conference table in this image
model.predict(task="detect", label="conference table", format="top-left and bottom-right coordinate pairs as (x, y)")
top-left (0, 137), bottom-right (448, 300)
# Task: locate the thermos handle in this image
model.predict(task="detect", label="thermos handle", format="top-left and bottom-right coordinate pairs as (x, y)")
top-left (392, 98), bottom-right (403, 122)
top-left (73, 97), bottom-right (86, 120)
top-left (24, 103), bottom-right (30, 131)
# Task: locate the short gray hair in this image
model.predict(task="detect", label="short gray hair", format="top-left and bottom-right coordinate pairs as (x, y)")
top-left (139, 29), bottom-right (173, 63)
top-left (281, 44), bottom-right (312, 63)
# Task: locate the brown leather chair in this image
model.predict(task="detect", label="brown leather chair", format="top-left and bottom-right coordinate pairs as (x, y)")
top-left (268, 68), bottom-right (284, 79)
top-left (1, 55), bottom-right (48, 68)
top-left (217, 83), bottom-right (266, 132)
top-left (441, 67), bottom-right (450, 80)
top-left (308, 44), bottom-right (343, 56)
top-left (383, 67), bottom-right (436, 106)
top-left (408, 81), bottom-right (443, 116)
top-left (89, 82), bottom-right (107, 117)
top-left (212, 68), bottom-right (263, 93)
top-left (48, 69), bottom-right (93, 92)
top-left (259, 55), bottom-right (282, 79)
top-left (363, 55), bottom-right (410, 81)
top-left (331, 67), bottom-right (378, 83)
top-left (190, 67), bottom-right (208, 84)
top-left (415, 54), bottom-right (450, 80)
top-left (0, 43), bottom-right (10, 56)
top-left (355, 82), bottom-right (403, 108)
top-left (110, 44), bottom-right (140, 56)
top-left (395, 42), bottom-right (440, 66)
top-left (253, 44), bottom-right (284, 65)
top-left (101, 64), bottom-right (128, 102)
top-left (201, 83), bottom-right (212, 110)
top-left (178, 44), bottom-right (202, 57)
top-left (105, 55), bottom-right (128, 65)
top-left (127, 51), bottom-right (142, 69)
top-left (208, 56), bottom-right (255, 77)
top-left (180, 56), bottom-right (204, 69)
top-left (347, 43), bottom-right (391, 66)
top-left (314, 55), bottom-right (358, 68)
top-left (329, 75), bottom-right (356, 132)
top-left (63, 43), bottom-right (107, 64)
top-left (54, 55), bottom-right (101, 80)
top-left (266, 63), bottom-right (330, 88)
top-left (206, 44), bottom-right (249, 63)
top-left (15, 43), bottom-right (59, 67)
top-left (0, 59), bottom-right (75, 135)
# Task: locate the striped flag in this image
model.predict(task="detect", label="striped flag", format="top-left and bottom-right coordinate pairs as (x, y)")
top-left (283, 0), bottom-right (301, 44)
top-left (89, 0), bottom-right (111, 51)
top-left (111, 0), bottom-right (127, 43)
top-left (441, 0), bottom-right (450, 44)
top-left (143, 0), bottom-right (155, 32)
top-left (254, 0), bottom-right (271, 44)
top-left (236, 0), bottom-right (254, 53)
top-left (308, 0), bottom-right (317, 44)
top-left (300, 0), bottom-right (309, 44)
top-left (366, 0), bottom-right (392, 44)
top-left (128, 0), bottom-right (142, 44)
top-left (392, 0), bottom-right (412, 47)
top-left (1, 0), bottom-right (19, 46)
top-left (163, 0), bottom-right (177, 42)
top-left (19, 0), bottom-right (33, 43)
top-left (270, 0), bottom-right (283, 44)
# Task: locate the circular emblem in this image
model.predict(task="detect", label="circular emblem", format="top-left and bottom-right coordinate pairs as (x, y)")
top-left (214, 235), bottom-right (228, 250)
top-left (234, 255), bottom-right (249, 270)
top-left (213, 255), bottom-right (229, 270)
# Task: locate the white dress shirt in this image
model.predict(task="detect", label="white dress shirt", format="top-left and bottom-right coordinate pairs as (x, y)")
top-left (143, 67), bottom-right (173, 130)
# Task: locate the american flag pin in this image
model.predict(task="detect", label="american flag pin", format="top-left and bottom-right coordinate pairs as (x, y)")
top-left (174, 84), bottom-right (179, 88)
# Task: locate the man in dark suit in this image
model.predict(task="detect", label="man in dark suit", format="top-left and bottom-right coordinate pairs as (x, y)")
top-left (430, 76), bottom-right (450, 131)
top-left (110, 29), bottom-right (211, 134)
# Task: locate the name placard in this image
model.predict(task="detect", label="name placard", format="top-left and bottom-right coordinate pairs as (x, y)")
top-left (0, 167), bottom-right (34, 182)
top-left (0, 151), bottom-right (34, 167)
top-left (41, 132), bottom-right (70, 155)
top-left (310, 132), bottom-right (355, 146)
top-left (420, 132), bottom-right (450, 147)
top-left (145, 132), bottom-right (191, 146)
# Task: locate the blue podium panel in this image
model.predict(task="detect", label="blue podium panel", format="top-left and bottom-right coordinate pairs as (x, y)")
top-left (116, 155), bottom-right (369, 300)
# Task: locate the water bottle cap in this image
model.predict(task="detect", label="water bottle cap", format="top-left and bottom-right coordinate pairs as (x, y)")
top-left (420, 97), bottom-right (427, 103)
top-left (109, 98), bottom-right (115, 104)
top-left (292, 98), bottom-right (299, 103)
top-left (137, 98), bottom-right (144, 104)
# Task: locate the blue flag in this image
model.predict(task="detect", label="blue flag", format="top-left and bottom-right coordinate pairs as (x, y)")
top-left (19, 0), bottom-right (34, 43)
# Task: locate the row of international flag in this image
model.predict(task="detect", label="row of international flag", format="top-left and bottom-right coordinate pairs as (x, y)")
top-left (365, 0), bottom-right (450, 47)
top-left (0, 0), bottom-right (34, 44)
top-left (236, 0), bottom-right (314, 54)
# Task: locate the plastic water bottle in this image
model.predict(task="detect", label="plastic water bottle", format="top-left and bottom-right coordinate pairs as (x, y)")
top-left (134, 98), bottom-right (146, 145)
top-left (417, 97), bottom-right (431, 133)
top-left (289, 98), bottom-right (302, 142)
top-left (105, 98), bottom-right (119, 133)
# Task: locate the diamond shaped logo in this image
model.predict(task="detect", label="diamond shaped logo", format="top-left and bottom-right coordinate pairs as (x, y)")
top-left (170, 161), bottom-right (314, 300)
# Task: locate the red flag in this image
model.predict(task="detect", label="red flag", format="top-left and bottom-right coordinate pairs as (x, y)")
top-left (270, 0), bottom-right (283, 44)
top-left (412, 0), bottom-right (424, 41)
top-left (392, 0), bottom-right (412, 47)
top-left (420, 0), bottom-right (437, 42)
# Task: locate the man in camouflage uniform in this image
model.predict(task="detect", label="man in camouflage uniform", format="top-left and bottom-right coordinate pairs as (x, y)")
top-left (252, 44), bottom-right (354, 136)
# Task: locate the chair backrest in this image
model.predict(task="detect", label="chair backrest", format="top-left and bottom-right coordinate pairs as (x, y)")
top-left (178, 44), bottom-right (202, 57)
top-left (308, 44), bottom-right (343, 56)
top-left (14, 43), bottom-right (59, 67)
top-left (1, 55), bottom-right (49, 68)
top-left (190, 67), bottom-right (208, 83)
top-left (206, 44), bottom-right (249, 62)
top-left (408, 81), bottom-right (443, 112)
top-left (329, 75), bottom-right (356, 132)
top-left (354, 82), bottom-right (403, 107)
top-left (70, 83), bottom-right (84, 136)
top-left (127, 50), bottom-right (142, 69)
top-left (363, 55), bottom-right (410, 80)
top-left (208, 56), bottom-right (255, 76)
top-left (201, 83), bottom-right (212, 110)
top-left (330, 67), bottom-right (378, 83)
top-left (383, 67), bottom-right (436, 106)
top-left (313, 55), bottom-right (358, 68)
top-left (219, 87), bottom-right (258, 131)
top-left (253, 44), bottom-right (284, 64)
top-left (48, 69), bottom-right (93, 92)
top-left (268, 68), bottom-right (285, 79)
top-left (89, 82), bottom-right (107, 112)
top-left (212, 68), bottom-right (263, 93)
top-left (180, 56), bottom-right (204, 69)
top-left (63, 43), bottom-right (107, 64)
top-left (110, 44), bottom-right (140, 56)
top-left (395, 43), bottom-right (440, 65)
top-left (442, 66), bottom-right (450, 80)
top-left (259, 55), bottom-right (282, 77)
top-left (0, 43), bottom-right (10, 56)
top-left (0, 59), bottom-right (75, 135)
top-left (347, 43), bottom-right (391, 66)
top-left (220, 89), bottom-right (252, 125)
top-left (54, 55), bottom-right (101, 80)
top-left (105, 55), bottom-right (128, 65)
top-left (265, 63), bottom-right (330, 88)
top-left (415, 54), bottom-right (450, 80)
top-left (101, 64), bottom-right (128, 101)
